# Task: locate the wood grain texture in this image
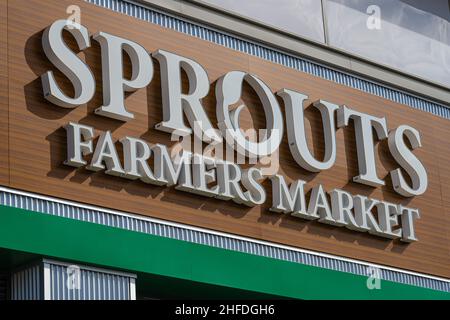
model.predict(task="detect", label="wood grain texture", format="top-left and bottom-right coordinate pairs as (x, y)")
top-left (0, 0), bottom-right (9, 185)
top-left (434, 119), bottom-right (450, 264)
top-left (5, 0), bottom-right (450, 277)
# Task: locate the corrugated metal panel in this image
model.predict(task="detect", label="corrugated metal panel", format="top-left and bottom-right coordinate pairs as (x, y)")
top-left (46, 263), bottom-right (133, 300)
top-left (85, 0), bottom-right (450, 119)
top-left (11, 264), bottom-right (41, 300)
top-left (1, 187), bottom-right (449, 292)
top-left (9, 259), bottom-right (135, 300)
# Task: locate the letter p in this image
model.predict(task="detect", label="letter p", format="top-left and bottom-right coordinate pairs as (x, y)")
top-left (93, 32), bottom-right (153, 121)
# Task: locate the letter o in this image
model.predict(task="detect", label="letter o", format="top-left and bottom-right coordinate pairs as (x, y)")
top-left (215, 71), bottom-right (283, 158)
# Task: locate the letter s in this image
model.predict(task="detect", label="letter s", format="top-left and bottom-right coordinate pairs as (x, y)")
top-left (41, 19), bottom-right (95, 108)
top-left (388, 125), bottom-right (428, 197)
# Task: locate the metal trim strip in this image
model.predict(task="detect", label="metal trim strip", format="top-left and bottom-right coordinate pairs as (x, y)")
top-left (1, 186), bottom-right (448, 292)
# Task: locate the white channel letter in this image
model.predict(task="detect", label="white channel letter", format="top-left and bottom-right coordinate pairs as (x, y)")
top-left (215, 160), bottom-right (249, 204)
top-left (307, 184), bottom-right (333, 223)
top-left (191, 154), bottom-right (219, 197)
top-left (152, 50), bottom-right (220, 142)
top-left (241, 167), bottom-right (266, 206)
top-left (329, 189), bottom-right (360, 230)
top-left (216, 71), bottom-right (283, 158)
top-left (269, 175), bottom-right (307, 217)
top-left (376, 201), bottom-right (402, 239)
top-left (120, 136), bottom-right (159, 184)
top-left (278, 89), bottom-right (338, 172)
top-left (353, 195), bottom-right (383, 234)
top-left (337, 105), bottom-right (388, 187)
top-left (388, 125), bottom-right (428, 197)
top-left (93, 32), bottom-right (153, 121)
top-left (64, 122), bottom-right (94, 167)
top-left (41, 20), bottom-right (95, 108)
top-left (87, 131), bottom-right (125, 176)
top-left (399, 205), bottom-right (420, 242)
top-left (152, 144), bottom-right (194, 188)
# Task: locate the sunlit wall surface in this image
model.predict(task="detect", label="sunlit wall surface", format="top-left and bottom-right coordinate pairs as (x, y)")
top-left (199, 0), bottom-right (450, 88)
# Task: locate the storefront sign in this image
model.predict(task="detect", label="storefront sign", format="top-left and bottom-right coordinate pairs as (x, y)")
top-left (41, 20), bottom-right (428, 242)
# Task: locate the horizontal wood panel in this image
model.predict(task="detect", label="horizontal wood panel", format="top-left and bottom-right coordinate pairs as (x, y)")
top-left (5, 0), bottom-right (450, 278)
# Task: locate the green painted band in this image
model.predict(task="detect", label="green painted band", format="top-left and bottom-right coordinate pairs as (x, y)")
top-left (0, 205), bottom-right (448, 299)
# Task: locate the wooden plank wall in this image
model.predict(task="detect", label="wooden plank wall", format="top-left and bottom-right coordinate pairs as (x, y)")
top-left (0, 0), bottom-right (9, 185)
top-left (3, 0), bottom-right (450, 278)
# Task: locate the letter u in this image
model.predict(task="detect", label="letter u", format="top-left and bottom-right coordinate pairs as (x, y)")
top-left (278, 89), bottom-right (338, 172)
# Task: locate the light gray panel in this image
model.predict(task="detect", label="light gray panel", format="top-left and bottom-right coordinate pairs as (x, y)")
top-left (325, 0), bottom-right (450, 87)
top-left (85, 0), bottom-right (450, 119)
top-left (199, 0), bottom-right (326, 43)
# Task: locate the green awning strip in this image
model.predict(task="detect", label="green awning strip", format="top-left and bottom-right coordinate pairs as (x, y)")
top-left (0, 205), bottom-right (448, 299)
